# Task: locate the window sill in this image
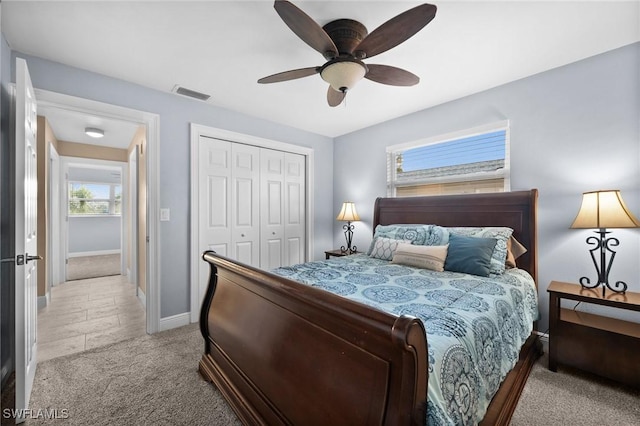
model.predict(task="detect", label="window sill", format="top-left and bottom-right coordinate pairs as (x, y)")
top-left (68, 214), bottom-right (122, 218)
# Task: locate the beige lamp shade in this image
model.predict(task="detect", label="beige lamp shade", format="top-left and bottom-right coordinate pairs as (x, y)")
top-left (336, 202), bottom-right (360, 222)
top-left (570, 190), bottom-right (640, 229)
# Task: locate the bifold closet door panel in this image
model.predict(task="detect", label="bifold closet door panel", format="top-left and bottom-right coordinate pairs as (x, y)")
top-left (260, 149), bottom-right (285, 270)
top-left (198, 137), bottom-right (232, 303)
top-left (199, 137), bottom-right (307, 278)
top-left (284, 153), bottom-right (305, 267)
top-left (231, 143), bottom-right (261, 267)
top-left (198, 138), bottom-right (260, 269)
top-left (199, 138), bottom-right (231, 256)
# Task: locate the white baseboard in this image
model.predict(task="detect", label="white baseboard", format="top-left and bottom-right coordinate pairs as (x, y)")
top-left (68, 249), bottom-right (121, 258)
top-left (536, 330), bottom-right (549, 353)
top-left (159, 312), bottom-right (191, 332)
top-left (37, 292), bottom-right (50, 310)
top-left (137, 287), bottom-right (146, 308)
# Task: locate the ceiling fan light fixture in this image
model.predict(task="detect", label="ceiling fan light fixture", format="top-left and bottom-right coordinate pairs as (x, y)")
top-left (85, 127), bottom-right (104, 138)
top-left (320, 60), bottom-right (367, 92)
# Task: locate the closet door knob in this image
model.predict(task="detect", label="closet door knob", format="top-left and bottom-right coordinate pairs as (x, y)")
top-left (272, 232), bottom-right (276, 235)
top-left (241, 233), bottom-right (245, 237)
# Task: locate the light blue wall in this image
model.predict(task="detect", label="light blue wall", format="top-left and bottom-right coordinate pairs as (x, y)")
top-left (12, 52), bottom-right (334, 318)
top-left (334, 43), bottom-right (640, 331)
top-left (68, 216), bottom-right (121, 254)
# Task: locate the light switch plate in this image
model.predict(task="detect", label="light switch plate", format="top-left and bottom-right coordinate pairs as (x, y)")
top-left (160, 208), bottom-right (170, 221)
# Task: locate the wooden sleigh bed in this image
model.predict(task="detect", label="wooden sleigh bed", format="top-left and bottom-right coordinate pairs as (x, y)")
top-left (199, 190), bottom-right (542, 425)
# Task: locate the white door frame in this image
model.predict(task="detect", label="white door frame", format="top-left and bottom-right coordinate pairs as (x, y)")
top-left (35, 89), bottom-right (161, 334)
top-left (128, 148), bottom-right (138, 288)
top-left (48, 144), bottom-right (61, 289)
top-left (189, 124), bottom-right (315, 322)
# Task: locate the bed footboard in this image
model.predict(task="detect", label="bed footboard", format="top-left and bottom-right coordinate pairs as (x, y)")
top-left (199, 251), bottom-right (428, 426)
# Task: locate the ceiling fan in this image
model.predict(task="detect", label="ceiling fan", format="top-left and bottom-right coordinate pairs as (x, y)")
top-left (258, 0), bottom-right (437, 107)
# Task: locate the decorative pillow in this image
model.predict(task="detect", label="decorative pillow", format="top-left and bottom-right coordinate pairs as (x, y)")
top-left (367, 224), bottom-right (433, 255)
top-left (427, 225), bottom-right (449, 246)
top-left (368, 237), bottom-right (409, 261)
top-left (392, 243), bottom-right (448, 272)
top-left (446, 227), bottom-right (513, 275)
top-left (505, 236), bottom-right (528, 269)
top-left (444, 234), bottom-right (497, 277)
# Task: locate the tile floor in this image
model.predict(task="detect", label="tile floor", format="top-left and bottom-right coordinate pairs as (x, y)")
top-left (37, 275), bottom-right (146, 362)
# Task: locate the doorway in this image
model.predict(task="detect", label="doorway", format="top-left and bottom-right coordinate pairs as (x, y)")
top-left (37, 121), bottom-right (142, 362)
top-left (35, 89), bottom-right (161, 336)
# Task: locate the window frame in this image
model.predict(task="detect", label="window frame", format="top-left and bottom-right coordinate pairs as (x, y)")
top-left (386, 120), bottom-right (511, 197)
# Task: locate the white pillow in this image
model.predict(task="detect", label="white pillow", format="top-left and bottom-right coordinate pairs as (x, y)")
top-left (392, 243), bottom-right (449, 272)
top-left (368, 237), bottom-right (409, 261)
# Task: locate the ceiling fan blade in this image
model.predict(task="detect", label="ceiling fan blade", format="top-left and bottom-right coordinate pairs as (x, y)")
top-left (355, 3), bottom-right (437, 59)
top-left (327, 86), bottom-right (346, 107)
top-left (274, 0), bottom-right (338, 59)
top-left (258, 67), bottom-right (319, 84)
top-left (365, 64), bottom-right (420, 86)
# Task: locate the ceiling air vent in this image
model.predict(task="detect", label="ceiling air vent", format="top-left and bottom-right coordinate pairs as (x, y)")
top-left (172, 85), bottom-right (211, 101)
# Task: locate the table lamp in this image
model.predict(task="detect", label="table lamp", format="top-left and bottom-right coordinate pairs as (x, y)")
top-left (336, 202), bottom-right (360, 254)
top-left (570, 190), bottom-right (640, 296)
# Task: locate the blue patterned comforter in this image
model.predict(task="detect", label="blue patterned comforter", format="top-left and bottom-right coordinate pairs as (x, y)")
top-left (272, 254), bottom-right (538, 426)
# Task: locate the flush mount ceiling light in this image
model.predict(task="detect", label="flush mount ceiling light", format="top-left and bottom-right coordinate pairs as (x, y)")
top-left (85, 127), bottom-right (104, 138)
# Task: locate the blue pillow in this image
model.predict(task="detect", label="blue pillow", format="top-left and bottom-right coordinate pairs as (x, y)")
top-left (444, 234), bottom-right (497, 277)
top-left (446, 227), bottom-right (513, 275)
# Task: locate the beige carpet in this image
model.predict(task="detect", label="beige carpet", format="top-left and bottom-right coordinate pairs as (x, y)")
top-left (26, 324), bottom-right (240, 426)
top-left (511, 352), bottom-right (640, 425)
top-left (67, 254), bottom-right (121, 281)
top-left (26, 325), bottom-right (640, 425)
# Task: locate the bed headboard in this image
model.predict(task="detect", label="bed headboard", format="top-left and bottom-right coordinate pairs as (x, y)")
top-left (373, 189), bottom-right (538, 285)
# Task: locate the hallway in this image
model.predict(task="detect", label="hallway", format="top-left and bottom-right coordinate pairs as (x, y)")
top-left (37, 275), bottom-right (146, 362)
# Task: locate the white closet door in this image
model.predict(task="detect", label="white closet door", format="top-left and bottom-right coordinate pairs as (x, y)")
top-left (260, 149), bottom-right (285, 270)
top-left (284, 153), bottom-right (306, 266)
top-left (231, 143), bottom-right (260, 266)
top-left (199, 137), bottom-right (305, 278)
top-left (199, 137), bottom-right (231, 255)
top-left (198, 137), bottom-right (232, 300)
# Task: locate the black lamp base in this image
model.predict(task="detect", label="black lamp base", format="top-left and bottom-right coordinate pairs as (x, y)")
top-left (341, 221), bottom-right (357, 254)
top-left (579, 228), bottom-right (627, 297)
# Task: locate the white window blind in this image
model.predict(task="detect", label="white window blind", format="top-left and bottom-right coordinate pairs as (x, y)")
top-left (387, 121), bottom-right (510, 197)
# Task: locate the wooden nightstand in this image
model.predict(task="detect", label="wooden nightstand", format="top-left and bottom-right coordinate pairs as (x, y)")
top-left (325, 249), bottom-right (358, 259)
top-left (547, 280), bottom-right (640, 389)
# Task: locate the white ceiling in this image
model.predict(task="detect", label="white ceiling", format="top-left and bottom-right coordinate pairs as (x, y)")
top-left (37, 103), bottom-right (142, 149)
top-left (3, 1), bottom-right (639, 141)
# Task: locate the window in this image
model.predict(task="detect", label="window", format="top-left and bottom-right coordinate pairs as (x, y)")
top-left (387, 121), bottom-right (510, 197)
top-left (68, 182), bottom-right (122, 216)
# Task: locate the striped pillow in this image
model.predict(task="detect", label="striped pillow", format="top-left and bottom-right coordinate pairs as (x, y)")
top-left (391, 243), bottom-right (449, 272)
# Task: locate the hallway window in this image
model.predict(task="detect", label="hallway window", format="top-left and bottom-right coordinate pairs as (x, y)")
top-left (69, 182), bottom-right (121, 216)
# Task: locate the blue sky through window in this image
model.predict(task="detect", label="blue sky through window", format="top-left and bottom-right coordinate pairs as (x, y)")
top-left (401, 130), bottom-right (506, 172)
